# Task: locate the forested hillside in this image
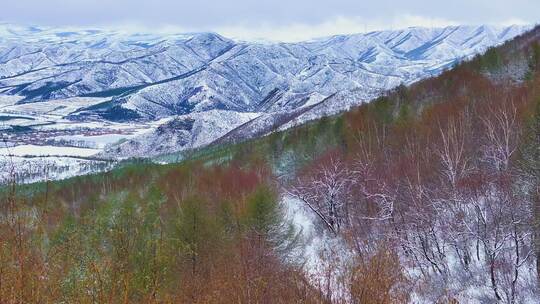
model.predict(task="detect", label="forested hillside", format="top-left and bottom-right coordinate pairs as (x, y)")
top-left (2, 26), bottom-right (540, 303)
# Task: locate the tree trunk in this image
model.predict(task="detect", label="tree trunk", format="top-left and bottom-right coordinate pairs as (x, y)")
top-left (490, 256), bottom-right (502, 301)
top-left (534, 187), bottom-right (540, 288)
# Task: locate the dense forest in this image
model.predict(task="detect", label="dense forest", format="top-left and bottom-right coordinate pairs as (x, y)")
top-left (2, 26), bottom-right (540, 303)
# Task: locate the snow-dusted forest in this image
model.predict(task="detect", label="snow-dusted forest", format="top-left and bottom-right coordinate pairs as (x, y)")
top-left (2, 21), bottom-right (540, 304)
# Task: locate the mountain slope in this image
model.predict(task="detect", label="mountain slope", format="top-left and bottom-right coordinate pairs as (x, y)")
top-left (0, 24), bottom-right (527, 117)
top-left (5, 24), bottom-right (540, 303)
top-left (0, 24), bottom-right (530, 160)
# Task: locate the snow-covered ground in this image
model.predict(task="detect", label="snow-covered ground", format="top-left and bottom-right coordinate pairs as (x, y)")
top-left (282, 194), bottom-right (354, 302)
top-left (0, 95), bottom-right (156, 182)
top-left (100, 110), bottom-right (260, 158)
top-left (0, 144), bottom-right (100, 157)
top-left (0, 97), bottom-right (108, 118)
top-left (53, 134), bottom-right (136, 149)
top-left (0, 155), bottom-right (113, 184)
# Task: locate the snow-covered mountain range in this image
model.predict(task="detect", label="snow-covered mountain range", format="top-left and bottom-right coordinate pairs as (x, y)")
top-left (0, 23), bottom-right (530, 159)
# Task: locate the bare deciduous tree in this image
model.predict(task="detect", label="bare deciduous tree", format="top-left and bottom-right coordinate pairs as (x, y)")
top-left (289, 156), bottom-right (354, 234)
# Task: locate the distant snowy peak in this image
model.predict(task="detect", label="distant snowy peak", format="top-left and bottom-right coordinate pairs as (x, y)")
top-left (0, 23), bottom-right (532, 158)
top-left (0, 24), bottom-right (529, 121)
top-left (0, 23), bottom-right (211, 44)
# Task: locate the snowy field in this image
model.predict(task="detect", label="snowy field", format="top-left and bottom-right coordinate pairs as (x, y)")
top-left (0, 144), bottom-right (100, 157)
top-left (0, 95), bottom-right (158, 183)
top-left (0, 155), bottom-right (114, 184)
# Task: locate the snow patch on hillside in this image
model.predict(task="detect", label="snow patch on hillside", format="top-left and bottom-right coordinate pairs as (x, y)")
top-left (102, 110), bottom-right (260, 158)
top-left (282, 194), bottom-right (354, 301)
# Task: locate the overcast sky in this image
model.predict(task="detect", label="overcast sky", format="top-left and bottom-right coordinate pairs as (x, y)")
top-left (1, 0), bottom-right (539, 41)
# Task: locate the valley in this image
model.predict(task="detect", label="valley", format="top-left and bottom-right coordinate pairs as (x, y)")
top-left (2, 19), bottom-right (540, 303)
top-left (0, 24), bottom-right (530, 182)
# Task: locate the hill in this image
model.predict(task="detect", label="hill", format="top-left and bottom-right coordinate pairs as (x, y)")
top-left (2, 25), bottom-right (540, 303)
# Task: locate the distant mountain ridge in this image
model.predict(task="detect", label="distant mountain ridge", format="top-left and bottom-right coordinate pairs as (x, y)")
top-left (0, 23), bottom-right (531, 157)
